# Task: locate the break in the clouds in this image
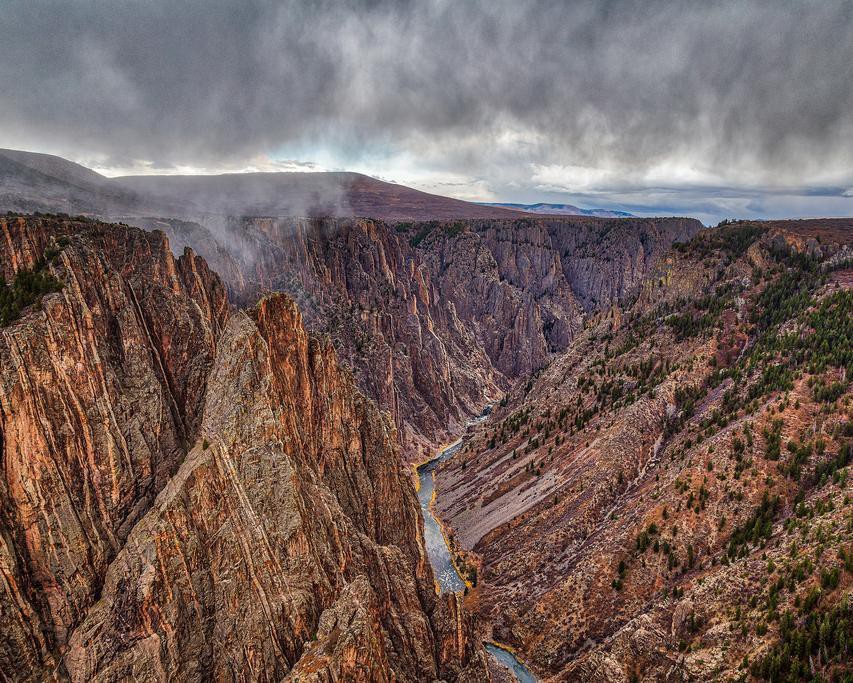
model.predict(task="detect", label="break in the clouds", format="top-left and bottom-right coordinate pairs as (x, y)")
top-left (2, 0), bottom-right (852, 223)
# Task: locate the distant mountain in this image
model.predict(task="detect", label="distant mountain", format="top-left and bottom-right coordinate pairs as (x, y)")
top-left (0, 148), bottom-right (525, 221)
top-left (0, 148), bottom-right (168, 216)
top-left (482, 201), bottom-right (634, 218)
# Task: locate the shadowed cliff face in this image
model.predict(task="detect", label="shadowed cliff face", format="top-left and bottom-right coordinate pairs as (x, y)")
top-left (0, 216), bottom-right (227, 675)
top-left (0, 216), bottom-right (487, 682)
top-left (158, 215), bottom-right (702, 461)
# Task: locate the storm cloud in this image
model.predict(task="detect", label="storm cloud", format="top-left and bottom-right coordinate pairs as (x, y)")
top-left (2, 0), bottom-right (852, 222)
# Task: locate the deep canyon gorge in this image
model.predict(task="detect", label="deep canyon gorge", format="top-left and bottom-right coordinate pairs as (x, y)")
top-left (0, 150), bottom-right (850, 682)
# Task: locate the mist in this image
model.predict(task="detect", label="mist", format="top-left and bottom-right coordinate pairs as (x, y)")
top-left (1, 1), bottom-right (852, 222)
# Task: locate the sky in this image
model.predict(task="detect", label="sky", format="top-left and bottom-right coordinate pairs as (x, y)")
top-left (1, 0), bottom-right (852, 224)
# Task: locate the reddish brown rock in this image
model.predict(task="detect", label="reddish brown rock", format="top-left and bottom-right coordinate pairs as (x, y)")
top-left (436, 222), bottom-right (852, 680)
top-left (0, 217), bottom-right (487, 682)
top-left (160, 215), bottom-right (700, 461)
top-left (0, 216), bottom-right (227, 676)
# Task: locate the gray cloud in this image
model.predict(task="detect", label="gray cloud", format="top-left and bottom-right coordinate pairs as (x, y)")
top-left (1, 0), bottom-right (852, 222)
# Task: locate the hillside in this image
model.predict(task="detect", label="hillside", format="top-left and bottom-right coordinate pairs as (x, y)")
top-left (435, 220), bottom-right (852, 680)
top-left (0, 149), bottom-right (162, 216)
top-left (0, 148), bottom-right (524, 221)
top-left (116, 172), bottom-right (527, 221)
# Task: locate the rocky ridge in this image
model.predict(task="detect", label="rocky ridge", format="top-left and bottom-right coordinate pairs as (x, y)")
top-left (0, 215), bottom-right (486, 681)
top-left (436, 221), bottom-right (852, 681)
top-left (158, 215), bottom-right (701, 461)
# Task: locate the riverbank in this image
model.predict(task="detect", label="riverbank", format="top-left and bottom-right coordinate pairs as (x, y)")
top-left (414, 410), bottom-right (538, 682)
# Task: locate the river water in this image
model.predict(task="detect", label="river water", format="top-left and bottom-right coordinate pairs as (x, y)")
top-left (415, 411), bottom-right (538, 682)
top-left (484, 643), bottom-right (538, 683)
top-left (416, 439), bottom-right (466, 593)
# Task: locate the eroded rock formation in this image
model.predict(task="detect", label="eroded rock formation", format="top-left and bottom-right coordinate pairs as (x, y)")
top-left (159, 215), bottom-right (701, 461)
top-left (0, 216), bottom-right (486, 682)
top-left (436, 222), bottom-right (852, 681)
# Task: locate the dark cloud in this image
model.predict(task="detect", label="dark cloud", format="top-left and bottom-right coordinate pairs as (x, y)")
top-left (1, 0), bottom-right (852, 221)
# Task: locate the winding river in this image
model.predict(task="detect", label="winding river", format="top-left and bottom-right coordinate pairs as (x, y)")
top-left (416, 439), bottom-right (467, 592)
top-left (416, 410), bottom-right (538, 682)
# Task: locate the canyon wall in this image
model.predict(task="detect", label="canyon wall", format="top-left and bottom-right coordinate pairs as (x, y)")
top-left (0, 216), bottom-right (486, 681)
top-left (436, 223), bottom-right (852, 680)
top-left (160, 215), bottom-right (702, 460)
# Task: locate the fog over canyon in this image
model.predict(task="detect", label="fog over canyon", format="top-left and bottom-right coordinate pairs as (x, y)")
top-left (1, 3), bottom-right (851, 682)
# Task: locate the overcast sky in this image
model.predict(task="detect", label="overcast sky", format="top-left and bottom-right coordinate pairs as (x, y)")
top-left (2, 0), bottom-right (852, 223)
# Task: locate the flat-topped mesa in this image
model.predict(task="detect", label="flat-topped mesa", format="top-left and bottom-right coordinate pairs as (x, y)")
top-left (0, 215), bottom-right (487, 681)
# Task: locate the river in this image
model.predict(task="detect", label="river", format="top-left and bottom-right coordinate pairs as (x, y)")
top-left (484, 643), bottom-right (538, 683)
top-left (416, 439), bottom-right (467, 593)
top-left (415, 410), bottom-right (538, 682)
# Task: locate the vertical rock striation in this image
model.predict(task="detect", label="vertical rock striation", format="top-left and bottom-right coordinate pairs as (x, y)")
top-left (0, 216), bottom-right (486, 681)
top-left (0, 216), bottom-right (227, 676)
top-left (160, 215), bottom-right (701, 460)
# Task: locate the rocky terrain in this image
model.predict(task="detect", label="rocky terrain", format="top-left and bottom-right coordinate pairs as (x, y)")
top-left (0, 215), bottom-right (487, 681)
top-left (155, 215), bottom-right (699, 462)
top-left (436, 221), bottom-right (852, 681)
top-left (0, 148), bottom-right (701, 462)
top-left (2, 148), bottom-right (848, 683)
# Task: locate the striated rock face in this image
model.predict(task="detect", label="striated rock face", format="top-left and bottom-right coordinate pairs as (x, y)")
top-left (0, 216), bottom-right (486, 682)
top-left (159, 216), bottom-right (505, 462)
top-left (160, 215), bottom-right (701, 460)
top-left (418, 218), bottom-right (700, 379)
top-left (0, 216), bottom-right (227, 676)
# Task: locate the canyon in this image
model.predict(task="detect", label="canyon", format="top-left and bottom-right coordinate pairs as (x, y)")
top-left (155, 213), bottom-right (700, 462)
top-left (0, 215), bottom-right (486, 681)
top-left (436, 221), bottom-right (852, 680)
top-left (0, 149), bottom-right (850, 682)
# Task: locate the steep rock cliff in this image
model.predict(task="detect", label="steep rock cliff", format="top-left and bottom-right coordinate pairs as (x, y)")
top-left (63, 296), bottom-right (486, 682)
top-left (0, 215), bottom-right (227, 676)
top-left (160, 215), bottom-right (701, 460)
top-left (436, 222), bottom-right (852, 680)
top-left (0, 216), bottom-right (486, 681)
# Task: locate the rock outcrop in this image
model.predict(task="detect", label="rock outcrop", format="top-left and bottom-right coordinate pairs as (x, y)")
top-left (436, 221), bottom-right (852, 680)
top-left (0, 216), bottom-right (227, 677)
top-left (0, 216), bottom-right (486, 681)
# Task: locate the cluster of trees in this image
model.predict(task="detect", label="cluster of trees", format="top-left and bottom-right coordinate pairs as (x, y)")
top-left (665, 282), bottom-right (744, 341)
top-left (764, 419), bottom-right (784, 460)
top-left (727, 492), bottom-right (780, 560)
top-left (665, 383), bottom-right (706, 436)
top-left (635, 522), bottom-right (659, 553)
top-left (812, 442), bottom-right (850, 490)
top-left (751, 595), bottom-right (850, 682)
top-left (673, 222), bottom-right (765, 259)
top-left (404, 220), bottom-right (467, 247)
top-left (0, 259), bottom-right (63, 327)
